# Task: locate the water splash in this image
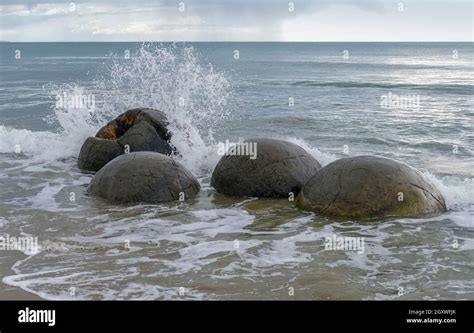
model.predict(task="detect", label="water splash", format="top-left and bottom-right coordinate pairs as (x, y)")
top-left (98, 43), bottom-right (231, 174)
top-left (423, 172), bottom-right (474, 213)
top-left (41, 43), bottom-right (230, 174)
top-left (285, 137), bottom-right (337, 166)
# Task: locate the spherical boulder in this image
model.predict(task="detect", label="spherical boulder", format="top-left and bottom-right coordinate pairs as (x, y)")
top-left (78, 108), bottom-right (174, 172)
top-left (211, 138), bottom-right (322, 198)
top-left (117, 121), bottom-right (173, 155)
top-left (77, 137), bottom-right (123, 172)
top-left (296, 155), bottom-right (447, 220)
top-left (87, 152), bottom-right (200, 204)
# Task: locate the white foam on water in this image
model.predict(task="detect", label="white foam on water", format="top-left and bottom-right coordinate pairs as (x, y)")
top-left (65, 207), bottom-right (255, 246)
top-left (0, 85), bottom-right (103, 161)
top-left (115, 283), bottom-right (207, 300)
top-left (23, 183), bottom-right (66, 211)
top-left (0, 126), bottom-right (69, 160)
top-left (246, 229), bottom-right (314, 269)
top-left (424, 172), bottom-right (474, 209)
top-left (2, 267), bottom-right (82, 300)
top-left (422, 172), bottom-right (474, 227)
top-left (285, 137), bottom-right (337, 166)
top-left (3, 265), bottom-right (144, 300)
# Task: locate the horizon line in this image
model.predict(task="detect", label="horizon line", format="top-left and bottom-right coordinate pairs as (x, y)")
top-left (1, 40), bottom-right (473, 43)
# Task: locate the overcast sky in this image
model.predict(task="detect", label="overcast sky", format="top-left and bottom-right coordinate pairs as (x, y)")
top-left (0, 0), bottom-right (472, 41)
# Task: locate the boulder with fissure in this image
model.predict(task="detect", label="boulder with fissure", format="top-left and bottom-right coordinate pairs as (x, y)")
top-left (296, 155), bottom-right (447, 220)
top-left (78, 108), bottom-right (173, 172)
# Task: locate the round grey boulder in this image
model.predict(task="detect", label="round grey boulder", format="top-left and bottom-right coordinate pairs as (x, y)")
top-left (296, 155), bottom-right (447, 220)
top-left (211, 138), bottom-right (322, 198)
top-left (117, 121), bottom-right (173, 155)
top-left (87, 152), bottom-right (200, 204)
top-left (78, 108), bottom-right (174, 172)
top-left (77, 137), bottom-right (123, 172)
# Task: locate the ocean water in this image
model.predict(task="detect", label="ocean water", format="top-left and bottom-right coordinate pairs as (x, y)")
top-left (0, 42), bottom-right (473, 300)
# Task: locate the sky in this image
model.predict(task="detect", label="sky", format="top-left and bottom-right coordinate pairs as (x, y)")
top-left (0, 0), bottom-right (472, 41)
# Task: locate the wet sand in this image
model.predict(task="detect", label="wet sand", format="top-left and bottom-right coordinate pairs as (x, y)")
top-left (0, 251), bottom-right (43, 300)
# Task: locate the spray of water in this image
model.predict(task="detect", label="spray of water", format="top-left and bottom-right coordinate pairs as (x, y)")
top-left (46, 43), bottom-right (231, 174)
top-left (104, 44), bottom-right (230, 173)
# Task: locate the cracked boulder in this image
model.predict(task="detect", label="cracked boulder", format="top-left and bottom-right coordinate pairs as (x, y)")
top-left (87, 152), bottom-right (200, 204)
top-left (78, 108), bottom-right (174, 172)
top-left (211, 138), bottom-right (322, 198)
top-left (296, 155), bottom-right (447, 220)
top-left (77, 137), bottom-right (124, 172)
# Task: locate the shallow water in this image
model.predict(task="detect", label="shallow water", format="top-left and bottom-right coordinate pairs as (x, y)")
top-left (0, 42), bottom-right (473, 300)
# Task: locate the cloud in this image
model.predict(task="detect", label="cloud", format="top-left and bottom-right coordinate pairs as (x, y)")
top-left (71, 15), bottom-right (205, 36)
top-left (0, 0), bottom-right (471, 41)
top-left (1, 3), bottom-right (74, 16)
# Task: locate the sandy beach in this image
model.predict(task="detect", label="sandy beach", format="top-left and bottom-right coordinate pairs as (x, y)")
top-left (0, 251), bottom-right (43, 300)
